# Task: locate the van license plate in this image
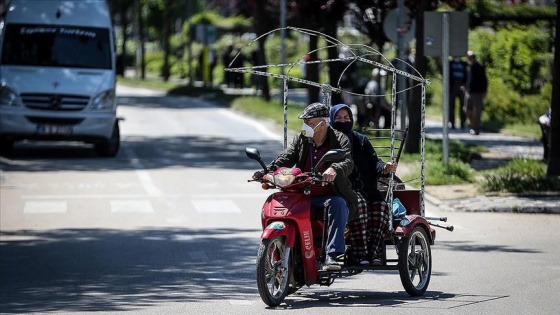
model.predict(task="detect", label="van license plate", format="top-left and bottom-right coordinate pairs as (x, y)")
top-left (36, 125), bottom-right (73, 135)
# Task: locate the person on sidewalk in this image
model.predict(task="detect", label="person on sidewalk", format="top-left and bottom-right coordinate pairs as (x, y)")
top-left (364, 68), bottom-right (391, 129)
top-left (448, 57), bottom-right (468, 129)
top-left (330, 104), bottom-right (397, 266)
top-left (539, 108), bottom-right (552, 161)
top-left (253, 102), bottom-right (358, 270)
top-left (464, 51), bottom-right (488, 135)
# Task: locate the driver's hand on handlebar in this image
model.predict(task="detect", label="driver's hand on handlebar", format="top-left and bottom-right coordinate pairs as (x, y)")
top-left (321, 167), bottom-right (337, 186)
top-left (252, 170), bottom-right (265, 180)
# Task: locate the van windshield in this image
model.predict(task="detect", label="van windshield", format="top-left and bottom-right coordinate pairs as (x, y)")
top-left (1, 24), bottom-right (112, 69)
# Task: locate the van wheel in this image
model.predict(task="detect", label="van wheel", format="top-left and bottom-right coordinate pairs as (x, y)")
top-left (0, 138), bottom-right (14, 156)
top-left (94, 123), bottom-right (120, 158)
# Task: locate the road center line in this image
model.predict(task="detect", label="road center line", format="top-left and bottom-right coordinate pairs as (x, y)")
top-left (219, 109), bottom-right (282, 141)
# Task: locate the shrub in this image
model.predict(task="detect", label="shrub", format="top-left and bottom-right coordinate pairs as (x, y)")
top-left (481, 158), bottom-right (560, 193)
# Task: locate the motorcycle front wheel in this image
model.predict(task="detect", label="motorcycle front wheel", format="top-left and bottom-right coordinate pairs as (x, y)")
top-left (398, 226), bottom-right (432, 296)
top-left (256, 237), bottom-right (291, 307)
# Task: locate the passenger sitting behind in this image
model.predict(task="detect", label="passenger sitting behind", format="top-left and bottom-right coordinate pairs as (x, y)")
top-left (330, 104), bottom-right (397, 266)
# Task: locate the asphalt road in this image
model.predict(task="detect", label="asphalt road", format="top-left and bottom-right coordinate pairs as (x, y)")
top-left (1, 85), bottom-right (559, 314)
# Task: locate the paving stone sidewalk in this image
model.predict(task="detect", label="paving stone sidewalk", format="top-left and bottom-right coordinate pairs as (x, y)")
top-left (423, 119), bottom-right (559, 214)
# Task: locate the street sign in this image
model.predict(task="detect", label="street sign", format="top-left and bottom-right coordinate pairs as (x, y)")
top-left (424, 11), bottom-right (468, 57)
top-left (383, 8), bottom-right (416, 43)
top-left (195, 24), bottom-right (216, 45)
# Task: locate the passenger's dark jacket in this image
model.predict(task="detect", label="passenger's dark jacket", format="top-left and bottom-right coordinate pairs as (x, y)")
top-left (267, 126), bottom-right (359, 221)
top-left (330, 104), bottom-right (387, 203)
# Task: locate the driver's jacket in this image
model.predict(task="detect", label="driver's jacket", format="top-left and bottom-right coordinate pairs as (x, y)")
top-left (267, 126), bottom-right (359, 221)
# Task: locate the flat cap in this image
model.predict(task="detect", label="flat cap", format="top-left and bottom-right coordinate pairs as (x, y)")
top-left (298, 102), bottom-right (330, 119)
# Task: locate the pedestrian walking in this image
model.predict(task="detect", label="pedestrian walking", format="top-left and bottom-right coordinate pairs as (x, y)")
top-left (464, 51), bottom-right (488, 135)
top-left (448, 57), bottom-right (468, 129)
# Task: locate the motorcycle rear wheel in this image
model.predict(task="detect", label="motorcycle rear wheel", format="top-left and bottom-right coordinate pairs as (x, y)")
top-left (256, 237), bottom-right (291, 307)
top-left (398, 226), bottom-right (432, 296)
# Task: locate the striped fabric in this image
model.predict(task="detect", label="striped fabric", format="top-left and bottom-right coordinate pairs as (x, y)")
top-left (346, 192), bottom-right (389, 263)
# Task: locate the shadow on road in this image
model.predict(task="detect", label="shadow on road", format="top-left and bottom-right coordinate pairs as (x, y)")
top-left (438, 240), bottom-right (542, 254)
top-left (280, 290), bottom-right (508, 310)
top-left (0, 227), bottom-right (260, 313)
top-left (0, 136), bottom-right (280, 173)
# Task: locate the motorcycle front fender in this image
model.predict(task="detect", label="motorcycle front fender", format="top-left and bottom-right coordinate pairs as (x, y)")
top-left (261, 221), bottom-right (296, 248)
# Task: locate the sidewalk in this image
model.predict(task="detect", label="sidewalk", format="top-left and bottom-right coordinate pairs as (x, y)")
top-left (422, 119), bottom-right (560, 214)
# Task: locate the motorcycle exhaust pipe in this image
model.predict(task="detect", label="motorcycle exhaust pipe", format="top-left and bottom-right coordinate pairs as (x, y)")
top-left (429, 222), bottom-right (454, 232)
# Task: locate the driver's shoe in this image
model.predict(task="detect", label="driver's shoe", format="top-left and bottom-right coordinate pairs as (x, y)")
top-left (323, 255), bottom-right (342, 271)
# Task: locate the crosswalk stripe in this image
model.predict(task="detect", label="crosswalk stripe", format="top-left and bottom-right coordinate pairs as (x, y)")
top-left (24, 201), bottom-right (67, 213)
top-left (110, 200), bottom-right (154, 213)
top-left (191, 199), bottom-right (242, 213)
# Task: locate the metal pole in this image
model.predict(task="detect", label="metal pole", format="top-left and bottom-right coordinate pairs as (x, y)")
top-left (442, 13), bottom-right (450, 165)
top-left (397, 0), bottom-right (407, 130)
top-left (280, 0), bottom-right (286, 93)
top-left (280, 0), bottom-right (287, 149)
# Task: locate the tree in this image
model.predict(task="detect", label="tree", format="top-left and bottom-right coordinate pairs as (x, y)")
top-left (547, 0), bottom-right (559, 176)
top-left (291, 0), bottom-right (349, 105)
top-left (108, 0), bottom-right (133, 76)
top-left (248, 0), bottom-right (278, 101)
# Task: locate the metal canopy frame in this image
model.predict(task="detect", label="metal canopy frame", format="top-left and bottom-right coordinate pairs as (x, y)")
top-left (226, 26), bottom-right (431, 219)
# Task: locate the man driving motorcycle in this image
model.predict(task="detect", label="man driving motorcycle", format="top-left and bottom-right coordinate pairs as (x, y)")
top-left (253, 102), bottom-right (358, 270)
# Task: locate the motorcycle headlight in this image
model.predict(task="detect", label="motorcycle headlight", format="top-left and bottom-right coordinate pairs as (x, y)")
top-left (271, 173), bottom-right (296, 187)
top-left (89, 89), bottom-right (115, 111)
top-left (0, 85), bottom-right (22, 108)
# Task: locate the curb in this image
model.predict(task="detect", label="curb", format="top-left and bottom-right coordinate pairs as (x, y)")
top-left (438, 195), bottom-right (560, 214)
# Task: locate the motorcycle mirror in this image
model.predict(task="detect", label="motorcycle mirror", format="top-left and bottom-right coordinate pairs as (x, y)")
top-left (245, 147), bottom-right (268, 172)
top-left (245, 147), bottom-right (261, 160)
top-left (313, 149), bottom-right (346, 173)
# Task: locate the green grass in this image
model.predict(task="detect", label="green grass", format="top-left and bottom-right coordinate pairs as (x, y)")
top-left (481, 158), bottom-right (560, 193)
top-left (118, 76), bottom-right (177, 90)
top-left (401, 158), bottom-right (477, 186)
top-left (231, 96), bottom-right (306, 132)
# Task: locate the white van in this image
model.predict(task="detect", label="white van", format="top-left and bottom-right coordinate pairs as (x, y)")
top-left (0, 0), bottom-right (119, 157)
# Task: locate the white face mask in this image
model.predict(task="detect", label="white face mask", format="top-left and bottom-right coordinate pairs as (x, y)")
top-left (301, 120), bottom-right (323, 138)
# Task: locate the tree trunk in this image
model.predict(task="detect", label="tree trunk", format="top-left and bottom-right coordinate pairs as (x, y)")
top-left (405, 1), bottom-right (430, 154)
top-left (161, 0), bottom-right (171, 81)
top-left (257, 38), bottom-right (271, 101)
top-left (307, 35), bottom-right (320, 104)
top-left (136, 0), bottom-right (145, 79)
top-left (118, 6), bottom-right (128, 76)
top-left (547, 0), bottom-right (559, 176)
top-left (325, 22), bottom-right (343, 105)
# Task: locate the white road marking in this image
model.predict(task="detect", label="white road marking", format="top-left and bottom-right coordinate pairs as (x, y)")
top-left (123, 145), bottom-right (163, 197)
top-left (219, 109), bottom-right (282, 141)
top-left (204, 272), bottom-right (227, 281)
top-left (191, 199), bottom-right (241, 213)
top-left (110, 200), bottom-right (154, 213)
top-left (20, 193), bottom-right (263, 200)
top-left (24, 201), bottom-right (67, 213)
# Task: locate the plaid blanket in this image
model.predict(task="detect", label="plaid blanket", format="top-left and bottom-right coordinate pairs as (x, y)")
top-left (347, 192), bottom-right (389, 262)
